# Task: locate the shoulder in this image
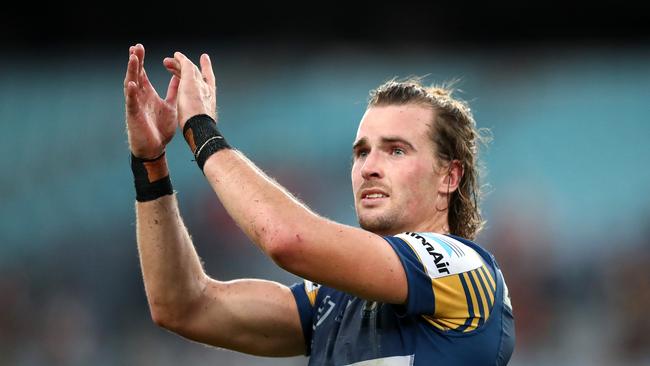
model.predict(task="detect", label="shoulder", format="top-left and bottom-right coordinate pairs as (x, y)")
top-left (391, 232), bottom-right (485, 278)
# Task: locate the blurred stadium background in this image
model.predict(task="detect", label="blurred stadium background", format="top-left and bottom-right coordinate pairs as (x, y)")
top-left (1, 5), bottom-right (649, 365)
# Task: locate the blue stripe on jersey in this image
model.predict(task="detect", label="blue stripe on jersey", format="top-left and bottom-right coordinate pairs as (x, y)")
top-left (479, 266), bottom-right (496, 294)
top-left (436, 235), bottom-right (465, 256)
top-left (467, 271), bottom-right (485, 327)
top-left (475, 269), bottom-right (494, 309)
top-left (455, 272), bottom-right (475, 332)
top-left (420, 233), bottom-right (458, 257)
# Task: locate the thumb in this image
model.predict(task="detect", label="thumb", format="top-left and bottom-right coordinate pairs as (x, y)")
top-left (163, 57), bottom-right (181, 79)
top-left (165, 75), bottom-right (180, 105)
top-left (200, 53), bottom-right (215, 87)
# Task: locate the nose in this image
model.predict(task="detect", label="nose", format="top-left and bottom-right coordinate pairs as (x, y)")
top-left (360, 151), bottom-right (384, 180)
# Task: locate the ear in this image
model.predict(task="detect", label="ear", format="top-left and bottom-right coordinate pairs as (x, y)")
top-left (438, 160), bottom-right (463, 195)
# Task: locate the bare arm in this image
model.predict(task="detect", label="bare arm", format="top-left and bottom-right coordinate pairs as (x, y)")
top-left (171, 52), bottom-right (408, 304)
top-left (136, 195), bottom-right (304, 356)
top-left (202, 149), bottom-right (407, 304)
top-left (125, 44), bottom-right (304, 356)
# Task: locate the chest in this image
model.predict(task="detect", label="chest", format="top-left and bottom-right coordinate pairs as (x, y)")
top-left (309, 293), bottom-right (411, 364)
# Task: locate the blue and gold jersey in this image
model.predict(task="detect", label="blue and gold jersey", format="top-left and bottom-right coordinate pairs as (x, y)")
top-left (290, 232), bottom-right (515, 366)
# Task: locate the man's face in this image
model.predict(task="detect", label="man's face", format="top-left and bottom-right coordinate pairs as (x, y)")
top-left (351, 104), bottom-right (443, 236)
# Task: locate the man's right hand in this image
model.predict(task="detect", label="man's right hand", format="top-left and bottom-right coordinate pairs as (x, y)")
top-left (124, 44), bottom-right (180, 159)
top-left (163, 52), bottom-right (216, 130)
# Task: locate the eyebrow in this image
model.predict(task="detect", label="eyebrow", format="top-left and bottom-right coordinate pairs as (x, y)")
top-left (352, 136), bottom-right (417, 152)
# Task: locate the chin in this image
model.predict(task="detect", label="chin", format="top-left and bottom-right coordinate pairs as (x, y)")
top-left (358, 214), bottom-right (398, 235)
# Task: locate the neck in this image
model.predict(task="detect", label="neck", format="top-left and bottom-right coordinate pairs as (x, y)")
top-left (375, 211), bottom-right (449, 237)
top-left (413, 210), bottom-right (449, 235)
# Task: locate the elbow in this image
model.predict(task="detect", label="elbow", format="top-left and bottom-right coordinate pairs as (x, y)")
top-left (150, 307), bottom-right (171, 329)
top-left (264, 228), bottom-right (304, 273)
top-left (147, 279), bottom-right (208, 333)
top-left (149, 302), bottom-right (191, 332)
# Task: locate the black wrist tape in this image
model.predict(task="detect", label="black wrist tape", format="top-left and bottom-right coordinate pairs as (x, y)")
top-left (182, 114), bottom-right (231, 171)
top-left (131, 152), bottom-right (173, 202)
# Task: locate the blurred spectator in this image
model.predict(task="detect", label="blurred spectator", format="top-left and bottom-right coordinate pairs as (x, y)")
top-left (484, 190), bottom-right (561, 354)
top-left (605, 219), bottom-right (650, 364)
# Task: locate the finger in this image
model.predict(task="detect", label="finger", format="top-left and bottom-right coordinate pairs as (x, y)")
top-left (174, 51), bottom-right (196, 79)
top-left (173, 51), bottom-right (188, 69)
top-left (200, 53), bottom-right (215, 87)
top-left (165, 75), bottom-right (180, 105)
top-left (124, 54), bottom-right (139, 91)
top-left (134, 43), bottom-right (145, 71)
top-left (125, 81), bottom-right (140, 116)
top-left (163, 57), bottom-right (181, 78)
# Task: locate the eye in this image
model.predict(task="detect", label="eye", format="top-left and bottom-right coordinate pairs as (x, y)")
top-left (391, 147), bottom-right (405, 156)
top-left (355, 149), bottom-right (369, 159)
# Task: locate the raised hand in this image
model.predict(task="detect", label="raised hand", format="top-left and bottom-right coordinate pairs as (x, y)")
top-left (163, 52), bottom-right (216, 129)
top-left (124, 44), bottom-right (180, 159)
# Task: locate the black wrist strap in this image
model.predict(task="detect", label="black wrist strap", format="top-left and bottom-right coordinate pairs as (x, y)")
top-left (131, 152), bottom-right (173, 202)
top-left (183, 114), bottom-right (231, 171)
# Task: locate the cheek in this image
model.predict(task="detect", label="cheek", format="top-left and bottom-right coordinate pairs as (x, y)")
top-left (401, 185), bottom-right (424, 211)
top-left (351, 162), bottom-right (359, 176)
top-left (398, 164), bottom-right (437, 206)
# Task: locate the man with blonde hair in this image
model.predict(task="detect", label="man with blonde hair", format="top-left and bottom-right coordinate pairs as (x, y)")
top-left (124, 43), bottom-right (515, 365)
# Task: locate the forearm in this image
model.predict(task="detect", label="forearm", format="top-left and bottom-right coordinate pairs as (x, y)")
top-left (136, 193), bottom-right (207, 323)
top-left (200, 148), bottom-right (407, 303)
top-left (136, 187), bottom-right (306, 354)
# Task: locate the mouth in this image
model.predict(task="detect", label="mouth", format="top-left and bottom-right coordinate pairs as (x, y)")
top-left (360, 189), bottom-right (390, 205)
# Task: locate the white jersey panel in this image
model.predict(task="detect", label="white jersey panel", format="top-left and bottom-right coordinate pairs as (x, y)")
top-left (394, 232), bottom-right (483, 278)
top-left (345, 355), bottom-right (414, 366)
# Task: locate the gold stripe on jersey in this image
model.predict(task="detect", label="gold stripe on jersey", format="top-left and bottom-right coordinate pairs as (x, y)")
top-left (462, 272), bottom-right (482, 331)
top-left (393, 236), bottom-right (497, 332)
top-left (422, 315), bottom-right (451, 331)
top-left (430, 274), bottom-right (470, 327)
top-left (307, 288), bottom-right (318, 306)
top-left (476, 266), bottom-right (494, 307)
top-left (480, 265), bottom-right (496, 293)
top-left (425, 265), bottom-right (497, 333)
top-left (470, 270), bottom-right (490, 319)
top-left (304, 281), bottom-right (320, 306)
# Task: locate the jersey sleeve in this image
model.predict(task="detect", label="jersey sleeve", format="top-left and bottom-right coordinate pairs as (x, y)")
top-left (289, 279), bottom-right (320, 355)
top-left (384, 232), bottom-right (498, 332)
